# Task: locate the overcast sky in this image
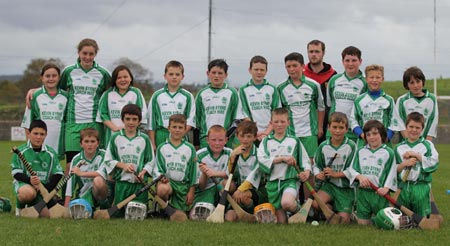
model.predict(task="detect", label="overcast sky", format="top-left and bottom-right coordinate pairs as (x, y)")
top-left (0, 0), bottom-right (449, 87)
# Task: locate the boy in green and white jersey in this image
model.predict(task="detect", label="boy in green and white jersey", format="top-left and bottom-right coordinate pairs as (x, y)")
top-left (22, 64), bottom-right (67, 160)
top-left (147, 60), bottom-right (195, 150)
top-left (258, 108), bottom-right (311, 224)
top-left (11, 120), bottom-right (63, 217)
top-left (395, 112), bottom-right (438, 216)
top-left (392, 66), bottom-right (438, 141)
top-left (140, 114), bottom-right (197, 212)
top-left (195, 59), bottom-right (242, 148)
top-left (348, 120), bottom-right (397, 225)
top-left (64, 128), bottom-right (110, 208)
top-left (327, 46), bottom-right (367, 142)
top-left (103, 104), bottom-right (154, 217)
top-left (97, 65), bottom-right (147, 147)
top-left (350, 64), bottom-right (395, 147)
top-left (277, 52), bottom-right (325, 160)
top-left (239, 56), bottom-right (280, 141)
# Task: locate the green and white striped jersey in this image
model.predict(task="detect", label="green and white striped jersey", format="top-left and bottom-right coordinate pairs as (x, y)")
top-left (313, 137), bottom-right (356, 188)
top-left (233, 145), bottom-right (262, 188)
top-left (103, 130), bottom-right (154, 183)
top-left (152, 140), bottom-right (197, 186)
top-left (348, 144), bottom-right (397, 191)
top-left (394, 137), bottom-right (439, 183)
top-left (258, 134), bottom-right (311, 181)
top-left (327, 72), bottom-right (367, 127)
top-left (147, 85), bottom-right (195, 130)
top-left (277, 76), bottom-right (325, 137)
top-left (21, 86), bottom-right (68, 159)
top-left (350, 91), bottom-right (395, 131)
top-left (66, 149), bottom-right (107, 198)
top-left (392, 90), bottom-right (438, 138)
top-left (239, 79), bottom-right (281, 132)
top-left (196, 146), bottom-right (232, 190)
top-left (59, 60), bottom-right (110, 124)
top-left (96, 86), bottom-right (148, 144)
top-left (195, 83), bottom-right (240, 141)
top-left (11, 141), bottom-right (63, 184)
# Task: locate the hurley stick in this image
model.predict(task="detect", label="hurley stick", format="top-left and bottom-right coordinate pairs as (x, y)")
top-left (148, 187), bottom-right (188, 222)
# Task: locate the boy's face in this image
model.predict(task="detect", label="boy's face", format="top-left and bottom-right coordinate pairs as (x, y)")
top-left (307, 44), bottom-right (324, 65)
top-left (365, 128), bottom-right (382, 149)
top-left (271, 114), bottom-right (290, 135)
top-left (164, 66), bottom-right (184, 89)
top-left (81, 136), bottom-right (99, 156)
top-left (366, 70), bottom-right (384, 91)
top-left (168, 122), bottom-right (186, 141)
top-left (328, 121), bottom-right (347, 142)
top-left (116, 69), bottom-right (132, 92)
top-left (407, 77), bottom-right (424, 97)
top-left (236, 131), bottom-right (256, 149)
top-left (123, 114), bottom-right (140, 133)
top-left (206, 131), bottom-right (227, 154)
top-left (41, 68), bottom-right (59, 90)
top-left (342, 55), bottom-right (361, 75)
top-left (285, 60), bottom-right (304, 81)
top-left (29, 127), bottom-right (47, 148)
top-left (207, 66), bottom-right (227, 88)
top-left (249, 62), bottom-right (267, 84)
top-left (406, 120), bottom-right (423, 142)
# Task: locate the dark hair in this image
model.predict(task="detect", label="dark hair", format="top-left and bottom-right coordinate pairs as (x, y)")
top-left (111, 65), bottom-right (134, 88)
top-left (403, 66), bottom-right (426, 90)
top-left (77, 38), bottom-right (99, 53)
top-left (169, 114), bottom-right (187, 126)
top-left (80, 128), bottom-right (100, 142)
top-left (272, 107), bottom-right (289, 118)
top-left (165, 60), bottom-right (184, 74)
top-left (328, 112), bottom-right (348, 126)
top-left (284, 52), bottom-right (304, 64)
top-left (307, 40), bottom-right (325, 52)
top-left (40, 63), bottom-right (60, 76)
top-left (341, 46), bottom-right (361, 60)
top-left (208, 59), bottom-right (228, 73)
top-left (362, 120), bottom-right (387, 144)
top-left (406, 112), bottom-right (425, 128)
top-left (236, 121), bottom-right (258, 137)
top-left (121, 104), bottom-right (142, 121)
top-left (29, 119), bottom-right (47, 133)
top-left (249, 55), bottom-right (268, 69)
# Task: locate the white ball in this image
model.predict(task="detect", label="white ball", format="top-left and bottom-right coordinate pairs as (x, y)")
top-left (311, 220), bottom-right (319, 226)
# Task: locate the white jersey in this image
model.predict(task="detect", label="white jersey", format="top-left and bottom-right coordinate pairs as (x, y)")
top-left (147, 85), bottom-right (196, 130)
top-left (258, 134), bottom-right (311, 181)
top-left (392, 90), bottom-right (438, 138)
top-left (348, 144), bottom-right (397, 191)
top-left (232, 145), bottom-right (262, 188)
top-left (196, 147), bottom-right (231, 190)
top-left (350, 91), bottom-right (395, 131)
top-left (327, 72), bottom-right (367, 127)
top-left (103, 130), bottom-right (154, 183)
top-left (277, 76), bottom-right (324, 137)
top-left (239, 79), bottom-right (281, 132)
top-left (21, 86), bottom-right (68, 158)
top-left (394, 137), bottom-right (438, 183)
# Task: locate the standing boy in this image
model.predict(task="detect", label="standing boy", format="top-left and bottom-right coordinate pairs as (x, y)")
top-left (394, 112), bottom-right (438, 216)
top-left (196, 59), bottom-right (242, 148)
top-left (392, 66), bottom-right (438, 141)
top-left (11, 120), bottom-right (63, 217)
top-left (103, 104), bottom-right (154, 216)
top-left (239, 56), bottom-right (280, 141)
top-left (313, 112), bottom-right (356, 223)
top-left (350, 64), bottom-right (395, 146)
top-left (140, 114), bottom-right (197, 212)
top-left (147, 60), bottom-right (196, 150)
top-left (258, 108), bottom-right (311, 224)
top-left (327, 46), bottom-right (367, 142)
top-left (348, 120), bottom-right (397, 225)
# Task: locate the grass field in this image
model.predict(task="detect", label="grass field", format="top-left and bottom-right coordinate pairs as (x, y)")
top-left (0, 141), bottom-right (449, 245)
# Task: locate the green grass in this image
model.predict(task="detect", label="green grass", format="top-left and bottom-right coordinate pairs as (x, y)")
top-left (0, 141), bottom-right (449, 245)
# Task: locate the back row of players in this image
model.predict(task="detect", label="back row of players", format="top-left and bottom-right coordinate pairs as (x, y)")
top-left (14, 38), bottom-right (438, 225)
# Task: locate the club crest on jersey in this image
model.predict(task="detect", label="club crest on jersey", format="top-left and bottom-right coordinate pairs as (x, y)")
top-left (177, 102), bottom-right (183, 110)
top-left (92, 79), bottom-right (97, 85)
top-left (222, 97), bottom-right (227, 104)
top-left (181, 155), bottom-right (187, 162)
top-left (136, 146), bottom-right (141, 154)
top-left (287, 146), bottom-right (293, 153)
top-left (41, 161), bottom-right (48, 169)
top-left (424, 108), bottom-right (429, 116)
top-left (265, 93), bottom-right (270, 101)
top-left (353, 87), bottom-right (359, 92)
top-left (377, 158), bottom-right (383, 166)
top-left (58, 103), bottom-right (64, 110)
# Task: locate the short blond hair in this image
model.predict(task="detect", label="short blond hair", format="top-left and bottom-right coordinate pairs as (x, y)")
top-left (365, 64), bottom-right (384, 77)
